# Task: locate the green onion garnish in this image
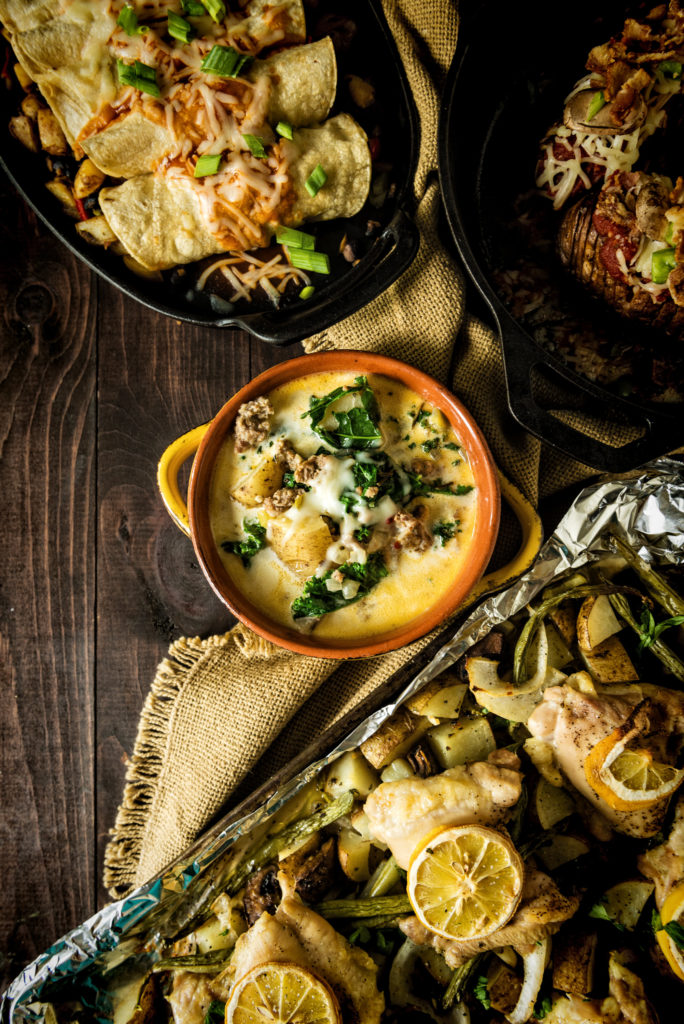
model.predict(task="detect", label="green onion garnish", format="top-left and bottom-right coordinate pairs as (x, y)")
top-left (276, 121), bottom-right (294, 140)
top-left (286, 247), bottom-right (330, 274)
top-left (243, 134), bottom-right (267, 158)
top-left (117, 4), bottom-right (143, 35)
top-left (117, 59), bottom-right (160, 97)
top-left (168, 11), bottom-right (194, 43)
top-left (201, 44), bottom-right (252, 78)
top-left (586, 90), bottom-right (606, 122)
top-left (652, 247), bottom-right (677, 284)
top-left (666, 221), bottom-right (675, 245)
top-left (659, 60), bottom-right (682, 80)
top-left (299, 285), bottom-right (315, 300)
top-left (181, 0), bottom-right (207, 14)
top-left (194, 153), bottom-right (222, 177)
top-left (304, 164), bottom-right (327, 198)
top-left (276, 225), bottom-right (315, 249)
top-left (203, 0), bottom-right (226, 22)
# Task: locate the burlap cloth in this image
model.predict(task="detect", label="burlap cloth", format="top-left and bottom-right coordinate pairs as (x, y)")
top-left (103, 0), bottom-right (639, 897)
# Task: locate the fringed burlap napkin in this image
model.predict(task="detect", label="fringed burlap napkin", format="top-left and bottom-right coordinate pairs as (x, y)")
top-left (103, 0), bottom-right (629, 897)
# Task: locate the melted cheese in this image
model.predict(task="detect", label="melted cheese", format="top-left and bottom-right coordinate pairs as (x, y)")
top-left (208, 373), bottom-right (480, 642)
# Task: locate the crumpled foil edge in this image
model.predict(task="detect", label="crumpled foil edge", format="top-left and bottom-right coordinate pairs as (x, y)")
top-left (3, 457), bottom-right (683, 1023)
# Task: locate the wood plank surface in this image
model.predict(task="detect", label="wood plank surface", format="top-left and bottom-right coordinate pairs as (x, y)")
top-left (0, 182), bottom-right (301, 989)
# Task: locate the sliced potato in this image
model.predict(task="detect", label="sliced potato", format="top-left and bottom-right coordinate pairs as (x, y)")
top-left (325, 749), bottom-right (378, 799)
top-left (74, 157), bottom-right (106, 199)
top-left (37, 107), bottom-right (68, 155)
top-left (76, 215), bottom-right (119, 247)
top-left (338, 828), bottom-right (372, 881)
top-left (192, 914), bottom-right (235, 953)
top-left (361, 708), bottom-right (431, 770)
top-left (537, 834), bottom-right (590, 871)
top-left (20, 93), bottom-right (43, 120)
top-left (577, 595), bottom-right (622, 651)
top-left (524, 737), bottom-right (564, 788)
top-left (406, 675), bottom-right (467, 720)
top-left (232, 457), bottom-right (284, 508)
top-left (535, 777), bottom-right (575, 830)
top-left (269, 514), bottom-right (332, 577)
top-left (580, 635), bottom-right (638, 684)
top-left (487, 962), bottom-right (522, 1015)
top-left (595, 879), bottom-right (654, 931)
top-left (45, 178), bottom-right (79, 218)
top-left (380, 757), bottom-right (415, 783)
top-left (13, 62), bottom-right (33, 90)
top-left (552, 930), bottom-right (597, 996)
top-left (350, 807), bottom-right (373, 841)
top-left (427, 716), bottom-right (495, 769)
top-left (548, 601), bottom-right (578, 648)
top-left (9, 114), bottom-right (38, 152)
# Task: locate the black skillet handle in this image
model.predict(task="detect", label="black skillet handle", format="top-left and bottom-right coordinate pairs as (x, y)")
top-left (246, 207), bottom-right (420, 345)
top-left (497, 308), bottom-right (680, 472)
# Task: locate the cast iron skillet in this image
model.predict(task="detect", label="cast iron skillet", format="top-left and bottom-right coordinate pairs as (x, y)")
top-left (0, 0), bottom-right (419, 345)
top-left (438, 0), bottom-right (684, 471)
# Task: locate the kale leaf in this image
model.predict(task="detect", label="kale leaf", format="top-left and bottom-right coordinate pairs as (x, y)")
top-left (221, 519), bottom-right (266, 567)
top-left (291, 552), bottom-right (388, 619)
top-left (406, 471), bottom-right (474, 499)
top-left (433, 519), bottom-right (461, 546)
top-left (302, 376), bottom-right (382, 450)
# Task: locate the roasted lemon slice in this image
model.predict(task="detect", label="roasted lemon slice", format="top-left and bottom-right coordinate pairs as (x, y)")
top-left (656, 882), bottom-right (684, 982)
top-left (584, 729), bottom-right (684, 811)
top-left (225, 962), bottom-right (341, 1024)
top-left (406, 824), bottom-right (524, 941)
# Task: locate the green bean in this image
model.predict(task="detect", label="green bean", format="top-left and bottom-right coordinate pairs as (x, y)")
top-left (442, 954), bottom-right (484, 1009)
top-left (361, 855), bottom-right (401, 897)
top-left (608, 593), bottom-right (684, 683)
top-left (226, 791), bottom-right (355, 896)
top-left (315, 894), bottom-right (412, 919)
top-left (611, 535), bottom-right (684, 618)
top-left (153, 949), bottom-right (232, 973)
top-left (346, 913), bottom-right (404, 930)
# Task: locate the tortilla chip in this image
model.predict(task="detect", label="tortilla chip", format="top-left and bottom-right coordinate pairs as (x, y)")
top-left (253, 36), bottom-right (337, 127)
top-left (99, 174), bottom-right (223, 271)
top-left (289, 113), bottom-right (372, 223)
top-left (82, 113), bottom-right (175, 179)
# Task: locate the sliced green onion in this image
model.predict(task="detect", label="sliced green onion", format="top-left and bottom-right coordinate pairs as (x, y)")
top-left (168, 11), bottom-right (194, 43)
top-left (276, 225), bottom-right (315, 249)
top-left (117, 59), bottom-right (160, 97)
top-left (586, 90), bottom-right (606, 122)
top-left (659, 60), bottom-right (682, 80)
top-left (666, 221), bottom-right (675, 245)
top-left (304, 163), bottom-right (328, 197)
top-left (194, 153), bottom-right (222, 177)
top-left (181, 0), bottom-right (207, 14)
top-left (286, 247), bottom-right (330, 274)
top-left (652, 247), bottom-right (677, 284)
top-left (299, 285), bottom-right (315, 300)
top-left (117, 4), bottom-right (143, 35)
top-left (201, 44), bottom-right (252, 78)
top-left (203, 0), bottom-right (226, 22)
top-left (243, 133), bottom-right (267, 158)
top-left (276, 121), bottom-right (294, 140)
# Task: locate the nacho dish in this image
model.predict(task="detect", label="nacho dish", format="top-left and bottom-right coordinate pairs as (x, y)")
top-left (0, 0), bottom-right (373, 304)
top-left (32, 535), bottom-right (684, 1024)
top-left (209, 371), bottom-right (478, 641)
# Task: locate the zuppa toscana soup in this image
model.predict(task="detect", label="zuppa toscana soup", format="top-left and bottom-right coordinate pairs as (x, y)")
top-left (209, 372), bottom-right (478, 639)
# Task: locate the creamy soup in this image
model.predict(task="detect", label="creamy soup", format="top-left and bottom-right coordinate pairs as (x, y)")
top-left (209, 372), bottom-right (478, 640)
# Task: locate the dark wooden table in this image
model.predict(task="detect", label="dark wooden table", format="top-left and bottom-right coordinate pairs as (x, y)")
top-left (0, 182), bottom-right (303, 988)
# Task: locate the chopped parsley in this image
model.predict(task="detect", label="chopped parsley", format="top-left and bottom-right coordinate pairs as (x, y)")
top-left (638, 606), bottom-right (684, 653)
top-left (354, 525), bottom-right (372, 542)
top-left (588, 901), bottom-right (625, 931)
top-left (473, 975), bottom-right (491, 1009)
top-left (444, 441), bottom-right (461, 451)
top-left (420, 437), bottom-right (440, 453)
top-left (291, 552), bottom-right (388, 619)
top-left (415, 407), bottom-right (433, 428)
top-left (654, 910), bottom-right (684, 948)
top-left (534, 995), bottom-right (553, 1019)
top-left (433, 520), bottom-right (461, 546)
top-left (221, 519), bottom-right (266, 567)
top-left (303, 376), bottom-right (382, 450)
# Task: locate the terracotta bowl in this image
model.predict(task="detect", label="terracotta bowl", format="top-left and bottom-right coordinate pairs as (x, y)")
top-left (158, 351), bottom-right (500, 658)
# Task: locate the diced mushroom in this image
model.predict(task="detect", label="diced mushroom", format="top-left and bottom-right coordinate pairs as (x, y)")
top-left (564, 88), bottom-right (647, 136)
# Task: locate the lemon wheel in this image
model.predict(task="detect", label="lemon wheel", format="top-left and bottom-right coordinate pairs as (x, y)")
top-left (656, 882), bottom-right (684, 982)
top-left (225, 962), bottom-right (342, 1024)
top-left (406, 824), bottom-right (524, 941)
top-left (584, 729), bottom-right (684, 811)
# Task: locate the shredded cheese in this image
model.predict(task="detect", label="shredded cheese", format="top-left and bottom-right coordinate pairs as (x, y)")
top-left (196, 248), bottom-right (311, 306)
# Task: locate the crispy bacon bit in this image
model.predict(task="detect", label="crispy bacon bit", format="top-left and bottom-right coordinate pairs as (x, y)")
top-left (234, 396), bottom-right (273, 453)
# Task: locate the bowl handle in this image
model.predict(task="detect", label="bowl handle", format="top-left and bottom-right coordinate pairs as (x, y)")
top-left (466, 470), bottom-right (543, 606)
top-left (157, 423), bottom-right (210, 536)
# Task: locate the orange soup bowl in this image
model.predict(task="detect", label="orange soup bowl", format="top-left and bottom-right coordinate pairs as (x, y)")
top-left (158, 352), bottom-right (502, 658)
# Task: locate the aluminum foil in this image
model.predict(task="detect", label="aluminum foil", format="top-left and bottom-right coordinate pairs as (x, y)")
top-left (3, 457), bottom-right (683, 1024)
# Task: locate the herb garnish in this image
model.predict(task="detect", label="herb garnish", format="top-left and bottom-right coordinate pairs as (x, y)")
top-left (221, 519), bottom-right (266, 567)
top-left (291, 552), bottom-right (388, 619)
top-left (588, 901), bottom-right (625, 931)
top-left (473, 975), bottom-right (491, 1009)
top-left (421, 438), bottom-right (440, 453)
top-left (406, 471), bottom-right (474, 499)
top-left (283, 471), bottom-right (309, 492)
top-left (433, 520), bottom-right (461, 546)
top-left (638, 606), bottom-right (684, 654)
top-left (654, 909), bottom-right (684, 948)
top-left (303, 376), bottom-right (382, 450)
top-left (354, 525), bottom-right (372, 542)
